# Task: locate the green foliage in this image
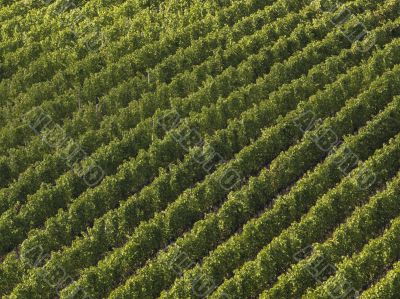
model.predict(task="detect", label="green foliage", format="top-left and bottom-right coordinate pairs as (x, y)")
top-left (1, 0), bottom-right (399, 298)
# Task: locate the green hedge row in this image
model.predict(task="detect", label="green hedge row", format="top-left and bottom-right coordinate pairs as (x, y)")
top-left (0, 0), bottom-right (313, 191)
top-left (55, 14), bottom-right (400, 299)
top-left (0, 3), bottom-right (340, 295)
top-left (211, 65), bottom-right (400, 298)
top-left (261, 98), bottom-right (400, 299)
top-left (0, 0), bottom-right (331, 257)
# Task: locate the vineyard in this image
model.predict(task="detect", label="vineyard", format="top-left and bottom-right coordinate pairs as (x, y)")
top-left (0, 0), bottom-right (400, 298)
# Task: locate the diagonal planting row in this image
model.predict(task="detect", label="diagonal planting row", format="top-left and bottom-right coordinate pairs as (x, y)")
top-left (0, 0), bottom-right (157, 49)
top-left (0, 0), bottom-right (228, 120)
top-left (0, 0), bottom-right (282, 155)
top-left (0, 0), bottom-right (245, 182)
top-left (160, 91), bottom-right (400, 299)
top-left (263, 169), bottom-right (400, 298)
top-left (0, 2), bottom-right (324, 253)
top-left (8, 0), bottom-right (396, 256)
top-left (0, 0), bottom-right (225, 83)
top-left (260, 100), bottom-right (400, 298)
top-left (0, 0), bottom-right (346, 255)
top-left (113, 61), bottom-right (400, 299)
top-left (0, 0), bottom-right (265, 118)
top-left (0, 0), bottom-right (88, 33)
top-left (0, 0), bottom-right (48, 23)
top-left (304, 188), bottom-right (400, 298)
top-left (2, 0), bottom-right (390, 229)
top-left (0, 3), bottom-right (246, 111)
top-left (0, 0), bottom-right (266, 184)
top-left (3, 2), bottom-right (400, 299)
top-left (1, 0), bottom-right (246, 66)
top-left (213, 132), bottom-right (400, 298)
top-left (209, 66), bottom-right (400, 298)
top-left (3, 0), bottom-right (376, 176)
top-left (2, 0), bottom-right (298, 144)
top-left (0, 0), bottom-right (215, 49)
top-left (2, 1), bottom-right (399, 298)
top-left (0, 0), bottom-right (237, 135)
top-left (0, 6), bottom-right (158, 79)
top-left (117, 76), bottom-right (400, 299)
top-left (359, 261), bottom-right (400, 298)
top-left (0, 0), bottom-right (151, 89)
top-left (0, 0), bottom-right (316, 190)
top-left (0, 3), bottom-right (360, 294)
top-left (0, 2), bottom-right (332, 246)
top-left (308, 215), bottom-right (400, 298)
top-left (3, 11), bottom-right (380, 298)
top-left (3, 0), bottom-right (396, 296)
top-left (0, 0), bottom-right (128, 28)
top-left (57, 31), bottom-right (400, 299)
top-left (2, 9), bottom-right (385, 295)
top-left (8, 0), bottom-right (382, 139)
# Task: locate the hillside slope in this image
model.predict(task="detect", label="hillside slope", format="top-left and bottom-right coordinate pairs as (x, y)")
top-left (0, 0), bottom-right (400, 298)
